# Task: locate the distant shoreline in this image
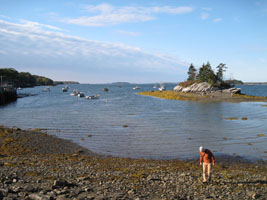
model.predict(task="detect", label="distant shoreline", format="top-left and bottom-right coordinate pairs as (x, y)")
top-left (243, 82), bottom-right (267, 85)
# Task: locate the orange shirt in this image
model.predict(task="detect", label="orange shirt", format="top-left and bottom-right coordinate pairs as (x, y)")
top-left (200, 149), bottom-right (215, 164)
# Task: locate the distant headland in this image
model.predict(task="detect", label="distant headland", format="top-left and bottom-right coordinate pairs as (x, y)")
top-left (111, 82), bottom-right (131, 85)
top-left (0, 68), bottom-right (79, 88)
top-left (244, 82), bottom-right (267, 85)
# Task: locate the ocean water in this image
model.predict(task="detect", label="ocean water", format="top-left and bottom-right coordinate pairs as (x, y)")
top-left (0, 83), bottom-right (267, 160)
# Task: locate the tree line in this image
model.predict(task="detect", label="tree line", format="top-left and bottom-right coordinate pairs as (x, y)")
top-left (0, 68), bottom-right (53, 88)
top-left (184, 62), bottom-right (241, 88)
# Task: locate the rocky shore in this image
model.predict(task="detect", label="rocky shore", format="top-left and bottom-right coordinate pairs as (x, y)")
top-left (138, 82), bottom-right (267, 103)
top-left (0, 126), bottom-right (266, 200)
top-left (173, 82), bottom-right (241, 96)
top-left (0, 87), bottom-right (17, 105)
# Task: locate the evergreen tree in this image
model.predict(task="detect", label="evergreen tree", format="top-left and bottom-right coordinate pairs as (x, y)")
top-left (187, 64), bottom-right (197, 81)
top-left (216, 63), bottom-right (227, 82)
top-left (196, 62), bottom-right (216, 84)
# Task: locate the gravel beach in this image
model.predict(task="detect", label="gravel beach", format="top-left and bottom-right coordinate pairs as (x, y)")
top-left (0, 126), bottom-right (266, 200)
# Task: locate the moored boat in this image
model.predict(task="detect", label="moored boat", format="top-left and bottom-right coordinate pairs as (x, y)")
top-left (70, 89), bottom-right (79, 96)
top-left (77, 92), bottom-right (85, 98)
top-left (133, 86), bottom-right (141, 90)
top-left (86, 94), bottom-right (100, 100)
top-left (62, 86), bottom-right (69, 92)
top-left (159, 83), bottom-right (166, 91)
top-left (43, 87), bottom-right (50, 92)
top-left (153, 83), bottom-right (158, 89)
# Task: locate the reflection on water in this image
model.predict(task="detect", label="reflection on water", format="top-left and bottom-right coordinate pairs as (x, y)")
top-left (0, 84), bottom-right (267, 160)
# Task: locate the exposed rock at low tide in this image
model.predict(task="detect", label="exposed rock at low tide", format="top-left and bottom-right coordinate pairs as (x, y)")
top-left (0, 126), bottom-right (266, 199)
top-left (173, 82), bottom-right (241, 95)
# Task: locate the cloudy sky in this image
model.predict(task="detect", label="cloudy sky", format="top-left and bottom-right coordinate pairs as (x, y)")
top-left (0, 0), bottom-right (266, 83)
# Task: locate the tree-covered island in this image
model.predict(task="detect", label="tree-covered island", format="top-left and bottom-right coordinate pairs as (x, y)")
top-left (0, 68), bottom-right (79, 88)
top-left (138, 62), bottom-right (267, 102)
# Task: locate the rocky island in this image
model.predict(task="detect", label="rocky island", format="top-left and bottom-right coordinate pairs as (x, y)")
top-left (139, 82), bottom-right (267, 102)
top-left (139, 62), bottom-right (267, 102)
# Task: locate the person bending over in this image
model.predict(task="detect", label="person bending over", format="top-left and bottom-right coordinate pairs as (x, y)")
top-left (199, 146), bottom-right (215, 183)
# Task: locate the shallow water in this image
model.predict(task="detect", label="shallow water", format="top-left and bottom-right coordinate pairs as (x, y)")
top-left (0, 84), bottom-right (267, 160)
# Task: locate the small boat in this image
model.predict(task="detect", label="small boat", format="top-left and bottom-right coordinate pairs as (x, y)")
top-left (86, 94), bottom-right (100, 100)
top-left (62, 86), bottom-right (69, 92)
top-left (43, 87), bottom-right (50, 92)
top-left (78, 92), bottom-right (85, 98)
top-left (103, 88), bottom-right (109, 92)
top-left (17, 87), bottom-right (22, 90)
top-left (133, 86), bottom-right (141, 90)
top-left (153, 84), bottom-right (158, 89)
top-left (158, 87), bottom-right (166, 91)
top-left (158, 83), bottom-right (166, 91)
top-left (70, 89), bottom-right (79, 96)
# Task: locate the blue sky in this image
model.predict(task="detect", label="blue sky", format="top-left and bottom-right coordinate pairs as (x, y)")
top-left (0, 0), bottom-right (266, 83)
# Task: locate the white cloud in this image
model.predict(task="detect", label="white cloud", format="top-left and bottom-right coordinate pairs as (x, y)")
top-left (0, 19), bottom-right (187, 83)
top-left (19, 19), bottom-right (63, 31)
top-left (213, 18), bottom-right (222, 23)
top-left (201, 12), bottom-right (209, 20)
top-left (63, 3), bottom-right (193, 27)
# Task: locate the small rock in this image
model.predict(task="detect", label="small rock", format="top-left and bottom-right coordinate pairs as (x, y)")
top-left (29, 193), bottom-right (50, 200)
top-left (0, 188), bottom-right (9, 194)
top-left (53, 179), bottom-right (69, 187)
top-left (24, 184), bottom-right (35, 192)
top-left (128, 190), bottom-right (134, 195)
top-left (12, 178), bottom-right (18, 183)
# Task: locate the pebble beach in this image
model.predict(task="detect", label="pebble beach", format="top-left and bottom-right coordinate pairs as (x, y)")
top-left (0, 126), bottom-right (266, 200)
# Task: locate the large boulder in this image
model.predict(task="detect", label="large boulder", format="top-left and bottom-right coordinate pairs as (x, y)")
top-left (173, 85), bottom-right (183, 92)
top-left (221, 88), bottom-right (241, 94)
top-left (174, 82), bottom-right (214, 93)
top-left (173, 82), bottom-right (240, 94)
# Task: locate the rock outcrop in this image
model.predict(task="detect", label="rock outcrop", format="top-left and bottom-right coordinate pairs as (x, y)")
top-left (0, 86), bottom-right (17, 105)
top-left (173, 82), bottom-right (241, 95)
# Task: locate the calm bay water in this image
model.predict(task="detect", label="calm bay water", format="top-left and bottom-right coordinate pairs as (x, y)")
top-left (0, 84), bottom-right (267, 160)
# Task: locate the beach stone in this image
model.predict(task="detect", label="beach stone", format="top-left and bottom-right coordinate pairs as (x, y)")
top-left (53, 180), bottom-right (69, 187)
top-left (247, 191), bottom-right (260, 199)
top-left (24, 184), bottom-right (35, 192)
top-left (56, 195), bottom-right (68, 200)
top-left (0, 188), bottom-right (9, 195)
top-left (29, 193), bottom-right (50, 200)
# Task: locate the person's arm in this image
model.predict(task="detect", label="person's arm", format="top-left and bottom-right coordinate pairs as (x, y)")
top-left (210, 151), bottom-right (215, 166)
top-left (200, 152), bottom-right (203, 165)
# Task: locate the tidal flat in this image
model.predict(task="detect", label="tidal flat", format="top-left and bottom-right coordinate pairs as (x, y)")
top-left (138, 91), bottom-right (267, 103)
top-left (0, 126), bottom-right (266, 199)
